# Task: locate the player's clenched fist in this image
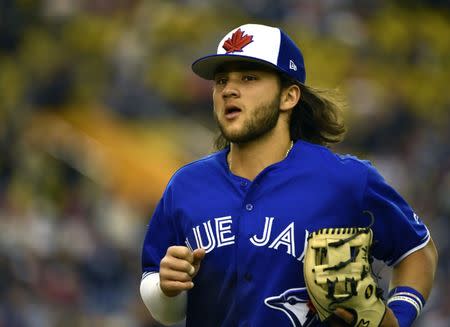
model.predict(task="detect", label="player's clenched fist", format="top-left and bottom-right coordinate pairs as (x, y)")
top-left (159, 246), bottom-right (206, 297)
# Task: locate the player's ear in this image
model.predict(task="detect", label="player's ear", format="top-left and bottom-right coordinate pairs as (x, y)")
top-left (280, 83), bottom-right (300, 112)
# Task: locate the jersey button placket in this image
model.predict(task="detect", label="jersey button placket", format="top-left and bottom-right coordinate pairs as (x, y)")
top-left (242, 202), bottom-right (254, 284)
top-left (238, 187), bottom-right (257, 324)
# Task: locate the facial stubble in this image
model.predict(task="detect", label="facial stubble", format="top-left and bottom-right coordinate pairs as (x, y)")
top-left (215, 93), bottom-right (281, 144)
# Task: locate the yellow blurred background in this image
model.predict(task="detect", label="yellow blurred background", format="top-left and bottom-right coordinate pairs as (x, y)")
top-left (0, 1), bottom-right (448, 326)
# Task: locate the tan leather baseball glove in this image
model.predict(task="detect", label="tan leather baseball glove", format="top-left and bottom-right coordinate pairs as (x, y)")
top-left (304, 227), bottom-right (386, 327)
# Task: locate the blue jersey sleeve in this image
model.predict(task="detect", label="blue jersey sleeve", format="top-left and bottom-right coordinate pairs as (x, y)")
top-left (141, 187), bottom-right (181, 274)
top-left (362, 163), bottom-right (429, 266)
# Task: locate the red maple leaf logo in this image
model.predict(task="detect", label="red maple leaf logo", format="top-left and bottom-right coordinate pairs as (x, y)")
top-left (222, 28), bottom-right (253, 53)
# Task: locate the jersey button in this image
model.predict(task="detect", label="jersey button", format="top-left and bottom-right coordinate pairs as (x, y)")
top-left (245, 203), bottom-right (253, 211)
top-left (244, 272), bottom-right (252, 282)
top-left (240, 181), bottom-right (248, 189)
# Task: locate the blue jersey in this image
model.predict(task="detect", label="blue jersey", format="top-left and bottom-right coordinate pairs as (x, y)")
top-left (141, 140), bottom-right (429, 327)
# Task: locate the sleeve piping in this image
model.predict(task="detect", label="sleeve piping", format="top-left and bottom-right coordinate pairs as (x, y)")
top-left (387, 229), bottom-right (430, 267)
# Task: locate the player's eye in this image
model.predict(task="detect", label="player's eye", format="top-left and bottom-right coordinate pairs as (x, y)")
top-left (242, 75), bottom-right (257, 81)
top-left (214, 77), bottom-right (227, 85)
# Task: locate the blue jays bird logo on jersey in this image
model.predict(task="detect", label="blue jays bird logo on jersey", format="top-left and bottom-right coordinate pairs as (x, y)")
top-left (265, 288), bottom-right (318, 327)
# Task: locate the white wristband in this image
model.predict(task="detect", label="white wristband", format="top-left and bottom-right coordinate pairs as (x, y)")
top-left (140, 272), bottom-right (187, 325)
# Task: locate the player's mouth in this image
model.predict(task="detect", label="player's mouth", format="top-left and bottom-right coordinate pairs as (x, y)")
top-left (224, 105), bottom-right (242, 120)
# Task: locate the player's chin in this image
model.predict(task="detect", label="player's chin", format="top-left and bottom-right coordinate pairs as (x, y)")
top-left (219, 120), bottom-right (242, 135)
top-left (223, 131), bottom-right (256, 144)
top-left (221, 124), bottom-right (246, 138)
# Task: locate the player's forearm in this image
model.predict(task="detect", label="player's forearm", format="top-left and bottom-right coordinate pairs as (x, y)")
top-left (140, 272), bottom-right (187, 326)
top-left (386, 238), bottom-right (438, 327)
top-left (389, 237), bottom-right (438, 299)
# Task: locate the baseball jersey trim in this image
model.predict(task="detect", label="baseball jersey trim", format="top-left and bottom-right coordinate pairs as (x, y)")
top-left (389, 231), bottom-right (430, 267)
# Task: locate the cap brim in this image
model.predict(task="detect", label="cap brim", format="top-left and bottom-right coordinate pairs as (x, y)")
top-left (191, 54), bottom-right (281, 80)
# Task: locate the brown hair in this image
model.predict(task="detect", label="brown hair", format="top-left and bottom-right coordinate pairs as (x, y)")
top-left (214, 73), bottom-right (347, 150)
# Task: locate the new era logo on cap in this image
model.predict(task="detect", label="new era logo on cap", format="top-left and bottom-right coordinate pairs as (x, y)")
top-left (289, 60), bottom-right (297, 71)
top-left (192, 24), bottom-right (306, 84)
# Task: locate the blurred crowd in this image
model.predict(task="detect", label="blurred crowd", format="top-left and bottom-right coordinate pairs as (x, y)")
top-left (0, 0), bottom-right (448, 326)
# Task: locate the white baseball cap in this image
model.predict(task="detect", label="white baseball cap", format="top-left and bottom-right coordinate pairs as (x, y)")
top-left (192, 24), bottom-right (306, 84)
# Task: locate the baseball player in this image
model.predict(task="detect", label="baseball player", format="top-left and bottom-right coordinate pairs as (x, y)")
top-left (140, 24), bottom-right (438, 327)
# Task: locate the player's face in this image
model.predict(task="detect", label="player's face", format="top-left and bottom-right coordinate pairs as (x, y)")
top-left (212, 63), bottom-right (281, 144)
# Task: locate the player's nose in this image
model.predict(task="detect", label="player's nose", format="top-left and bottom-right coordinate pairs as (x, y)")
top-left (222, 80), bottom-right (240, 99)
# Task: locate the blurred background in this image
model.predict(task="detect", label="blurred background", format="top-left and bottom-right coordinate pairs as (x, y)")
top-left (0, 0), bottom-right (448, 326)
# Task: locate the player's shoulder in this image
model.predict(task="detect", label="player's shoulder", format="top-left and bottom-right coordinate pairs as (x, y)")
top-left (299, 140), bottom-right (371, 168)
top-left (167, 149), bottom-right (227, 187)
top-left (297, 140), bottom-right (375, 179)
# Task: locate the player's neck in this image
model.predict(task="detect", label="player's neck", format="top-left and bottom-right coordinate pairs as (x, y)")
top-left (227, 129), bottom-right (292, 181)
